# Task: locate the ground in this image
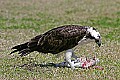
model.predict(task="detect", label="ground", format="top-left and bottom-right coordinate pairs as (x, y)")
top-left (0, 0), bottom-right (120, 80)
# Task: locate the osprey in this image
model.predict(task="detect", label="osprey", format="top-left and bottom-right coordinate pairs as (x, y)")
top-left (10, 25), bottom-right (101, 69)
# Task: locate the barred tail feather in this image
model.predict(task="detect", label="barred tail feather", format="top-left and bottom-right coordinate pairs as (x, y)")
top-left (18, 48), bottom-right (31, 57)
top-left (11, 42), bottom-right (28, 50)
top-left (10, 42), bottom-right (31, 56)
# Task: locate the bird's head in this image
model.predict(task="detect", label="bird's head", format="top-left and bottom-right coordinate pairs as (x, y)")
top-left (86, 27), bottom-right (101, 47)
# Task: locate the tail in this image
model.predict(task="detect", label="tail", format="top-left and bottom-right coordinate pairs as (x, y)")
top-left (10, 42), bottom-right (31, 56)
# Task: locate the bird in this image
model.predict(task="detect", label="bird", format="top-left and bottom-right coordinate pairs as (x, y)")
top-left (10, 25), bottom-right (101, 69)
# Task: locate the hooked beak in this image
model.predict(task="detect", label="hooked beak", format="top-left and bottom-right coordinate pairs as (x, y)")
top-left (95, 39), bottom-right (101, 47)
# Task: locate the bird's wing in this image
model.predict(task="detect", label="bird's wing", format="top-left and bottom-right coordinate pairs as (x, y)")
top-left (37, 25), bottom-right (87, 48)
top-left (27, 34), bottom-right (43, 48)
top-left (55, 25), bottom-right (87, 38)
top-left (27, 25), bottom-right (87, 53)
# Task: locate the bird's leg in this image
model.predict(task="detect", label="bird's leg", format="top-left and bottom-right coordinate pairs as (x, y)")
top-left (65, 49), bottom-right (77, 70)
top-left (72, 51), bottom-right (78, 59)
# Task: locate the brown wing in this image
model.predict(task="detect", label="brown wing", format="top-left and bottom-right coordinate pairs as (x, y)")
top-left (55, 25), bottom-right (87, 38)
top-left (27, 34), bottom-right (43, 51)
top-left (35, 25), bottom-right (87, 54)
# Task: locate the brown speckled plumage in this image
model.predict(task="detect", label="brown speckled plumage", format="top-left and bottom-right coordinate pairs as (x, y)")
top-left (10, 25), bottom-right (90, 56)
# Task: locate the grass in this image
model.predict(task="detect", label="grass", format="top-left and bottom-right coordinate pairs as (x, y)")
top-left (0, 0), bottom-right (120, 80)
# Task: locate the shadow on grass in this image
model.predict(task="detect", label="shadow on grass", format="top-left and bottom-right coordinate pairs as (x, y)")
top-left (19, 62), bottom-right (58, 68)
top-left (18, 62), bottom-right (67, 71)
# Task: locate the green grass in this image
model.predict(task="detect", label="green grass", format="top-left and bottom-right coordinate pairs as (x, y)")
top-left (0, 0), bottom-right (120, 80)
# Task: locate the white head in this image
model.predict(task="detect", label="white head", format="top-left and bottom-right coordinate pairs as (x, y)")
top-left (87, 27), bottom-right (101, 47)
